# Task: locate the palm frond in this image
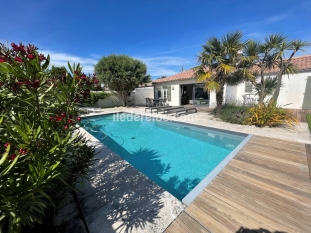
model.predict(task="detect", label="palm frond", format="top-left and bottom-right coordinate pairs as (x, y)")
top-left (196, 71), bottom-right (213, 82)
top-left (205, 80), bottom-right (220, 92)
top-left (216, 63), bottom-right (236, 74)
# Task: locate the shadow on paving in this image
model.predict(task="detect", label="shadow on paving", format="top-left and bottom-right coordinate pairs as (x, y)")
top-left (75, 138), bottom-right (186, 233)
top-left (236, 227), bottom-right (286, 233)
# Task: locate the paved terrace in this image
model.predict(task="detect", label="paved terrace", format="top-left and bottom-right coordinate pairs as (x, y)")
top-left (72, 107), bottom-right (310, 233)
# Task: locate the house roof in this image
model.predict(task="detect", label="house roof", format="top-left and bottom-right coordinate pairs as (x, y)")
top-left (152, 55), bottom-right (311, 84)
top-left (152, 69), bottom-right (195, 83)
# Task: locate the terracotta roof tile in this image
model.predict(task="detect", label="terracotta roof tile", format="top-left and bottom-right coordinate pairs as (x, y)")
top-left (152, 55), bottom-right (311, 84)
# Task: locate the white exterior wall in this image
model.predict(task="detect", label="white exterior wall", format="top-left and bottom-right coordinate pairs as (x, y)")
top-left (133, 86), bottom-right (154, 106)
top-left (226, 71), bottom-right (311, 109)
top-left (95, 91), bottom-right (123, 108)
top-left (154, 79), bottom-right (195, 106)
top-left (277, 72), bottom-right (311, 109)
top-left (225, 83), bottom-right (246, 104)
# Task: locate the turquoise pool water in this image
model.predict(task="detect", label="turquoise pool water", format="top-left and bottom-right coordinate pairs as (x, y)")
top-left (81, 113), bottom-right (246, 200)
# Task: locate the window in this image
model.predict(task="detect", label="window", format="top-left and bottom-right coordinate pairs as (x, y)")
top-left (163, 88), bottom-right (168, 98)
top-left (157, 88), bottom-right (162, 98)
top-left (245, 82), bottom-right (253, 93)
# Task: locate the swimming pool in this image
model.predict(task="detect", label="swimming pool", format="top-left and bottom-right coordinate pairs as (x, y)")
top-left (81, 113), bottom-right (251, 204)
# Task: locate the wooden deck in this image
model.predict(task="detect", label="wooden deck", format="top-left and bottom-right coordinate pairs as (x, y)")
top-left (165, 136), bottom-right (311, 233)
top-left (291, 109), bottom-right (311, 122)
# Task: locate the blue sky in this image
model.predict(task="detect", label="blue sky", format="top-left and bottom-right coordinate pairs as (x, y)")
top-left (2, 0), bottom-right (311, 79)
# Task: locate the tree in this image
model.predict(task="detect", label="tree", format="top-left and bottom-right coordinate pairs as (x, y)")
top-left (243, 34), bottom-right (286, 103)
top-left (254, 76), bottom-right (278, 100)
top-left (0, 42), bottom-right (97, 232)
top-left (244, 35), bottom-right (310, 104)
top-left (94, 55), bottom-right (150, 106)
top-left (271, 39), bottom-right (310, 103)
top-left (46, 65), bottom-right (67, 79)
top-left (195, 31), bottom-right (255, 114)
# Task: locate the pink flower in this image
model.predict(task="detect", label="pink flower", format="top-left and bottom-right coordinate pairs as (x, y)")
top-left (19, 148), bottom-right (27, 154)
top-left (61, 113), bottom-right (66, 117)
top-left (39, 54), bottom-right (46, 62)
top-left (67, 119), bottom-right (73, 124)
top-left (76, 117), bottom-right (81, 122)
top-left (11, 43), bottom-right (17, 48)
top-left (4, 143), bottom-right (10, 148)
top-left (27, 54), bottom-right (35, 60)
top-left (64, 125), bottom-right (68, 130)
top-left (14, 57), bottom-right (23, 63)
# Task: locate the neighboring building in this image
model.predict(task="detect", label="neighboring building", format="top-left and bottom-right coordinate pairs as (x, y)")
top-left (152, 55), bottom-right (311, 109)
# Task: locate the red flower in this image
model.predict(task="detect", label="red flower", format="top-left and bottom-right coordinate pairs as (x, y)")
top-left (19, 148), bottom-right (27, 154)
top-left (67, 119), bottom-right (73, 124)
top-left (76, 117), bottom-right (81, 122)
top-left (18, 45), bottom-right (25, 52)
top-left (8, 154), bottom-right (17, 161)
top-left (64, 125), bottom-right (68, 130)
top-left (0, 57), bottom-right (6, 63)
top-left (4, 143), bottom-right (10, 148)
top-left (61, 113), bottom-right (66, 117)
top-left (31, 80), bottom-right (40, 88)
top-left (14, 57), bottom-right (23, 63)
top-left (27, 54), bottom-right (35, 60)
top-left (11, 43), bottom-right (17, 48)
top-left (39, 54), bottom-right (46, 62)
top-left (13, 81), bottom-right (23, 88)
top-left (55, 117), bottom-right (62, 122)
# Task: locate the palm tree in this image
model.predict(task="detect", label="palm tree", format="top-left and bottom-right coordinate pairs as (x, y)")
top-left (272, 39), bottom-right (311, 103)
top-left (243, 34), bottom-right (286, 104)
top-left (196, 31), bottom-right (255, 114)
top-left (254, 76), bottom-right (278, 100)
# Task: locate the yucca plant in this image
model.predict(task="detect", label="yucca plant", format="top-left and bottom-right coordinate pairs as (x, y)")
top-left (0, 43), bottom-right (99, 233)
top-left (245, 101), bottom-right (299, 127)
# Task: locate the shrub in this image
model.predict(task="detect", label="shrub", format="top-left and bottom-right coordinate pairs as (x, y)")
top-left (245, 102), bottom-right (299, 127)
top-left (306, 114), bottom-right (311, 132)
top-left (0, 43), bottom-right (99, 233)
top-left (217, 102), bottom-right (251, 124)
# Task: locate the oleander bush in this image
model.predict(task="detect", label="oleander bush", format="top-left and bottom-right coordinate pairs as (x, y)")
top-left (246, 102), bottom-right (299, 127)
top-left (0, 43), bottom-right (99, 233)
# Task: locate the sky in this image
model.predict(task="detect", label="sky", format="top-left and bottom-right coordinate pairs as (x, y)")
top-left (1, 0), bottom-right (311, 79)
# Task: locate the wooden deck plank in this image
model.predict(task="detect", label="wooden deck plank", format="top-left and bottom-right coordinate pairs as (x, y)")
top-left (165, 219), bottom-right (188, 233)
top-left (232, 154), bottom-right (311, 185)
top-left (206, 182), bottom-right (310, 232)
top-left (185, 200), bottom-right (235, 232)
top-left (175, 212), bottom-right (210, 233)
top-left (190, 192), bottom-right (274, 232)
top-left (218, 168), bottom-right (311, 216)
top-left (214, 173), bottom-right (311, 225)
top-left (222, 162), bottom-right (311, 209)
top-left (225, 161), bottom-right (311, 201)
top-left (165, 136), bottom-right (311, 233)
top-left (306, 144), bottom-right (311, 181)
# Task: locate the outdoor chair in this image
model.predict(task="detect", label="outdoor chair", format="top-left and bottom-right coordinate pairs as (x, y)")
top-left (145, 98), bottom-right (151, 107)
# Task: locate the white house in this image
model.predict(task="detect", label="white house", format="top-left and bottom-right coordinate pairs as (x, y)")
top-left (152, 55), bottom-right (311, 109)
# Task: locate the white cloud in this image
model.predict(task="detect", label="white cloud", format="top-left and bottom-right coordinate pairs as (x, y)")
top-left (41, 50), bottom-right (97, 74)
top-left (136, 56), bottom-right (192, 77)
top-left (266, 14), bottom-right (288, 22)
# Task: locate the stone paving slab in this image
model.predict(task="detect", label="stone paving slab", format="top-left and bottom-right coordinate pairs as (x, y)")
top-left (75, 127), bottom-right (186, 233)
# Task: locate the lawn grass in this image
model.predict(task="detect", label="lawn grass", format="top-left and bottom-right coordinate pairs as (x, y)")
top-left (306, 114), bottom-right (311, 132)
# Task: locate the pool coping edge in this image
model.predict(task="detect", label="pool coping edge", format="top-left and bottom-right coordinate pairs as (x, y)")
top-left (182, 133), bottom-right (253, 205)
